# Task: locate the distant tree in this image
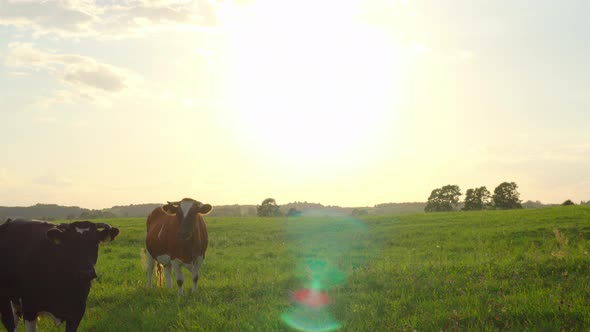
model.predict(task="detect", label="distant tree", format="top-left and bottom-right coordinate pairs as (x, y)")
top-left (287, 208), bottom-right (303, 217)
top-left (209, 205), bottom-right (242, 217)
top-left (562, 199), bottom-right (575, 206)
top-left (463, 186), bottom-right (491, 211)
top-left (79, 211), bottom-right (90, 219)
top-left (79, 209), bottom-right (115, 219)
top-left (522, 200), bottom-right (544, 209)
top-left (351, 208), bottom-right (368, 217)
top-left (257, 198), bottom-right (282, 217)
top-left (425, 185), bottom-right (462, 212)
top-left (102, 211), bottom-right (116, 218)
top-left (492, 182), bottom-right (522, 209)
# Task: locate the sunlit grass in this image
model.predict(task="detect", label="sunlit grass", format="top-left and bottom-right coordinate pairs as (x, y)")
top-left (25, 206), bottom-right (590, 331)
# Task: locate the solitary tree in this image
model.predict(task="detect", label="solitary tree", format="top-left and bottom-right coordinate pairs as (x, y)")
top-left (425, 185), bottom-right (462, 212)
top-left (562, 199), bottom-right (575, 206)
top-left (464, 186), bottom-right (491, 211)
top-left (257, 198), bottom-right (282, 217)
top-left (492, 182), bottom-right (522, 209)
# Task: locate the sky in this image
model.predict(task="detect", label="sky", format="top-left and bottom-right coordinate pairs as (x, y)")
top-left (1, 0), bottom-right (589, 209)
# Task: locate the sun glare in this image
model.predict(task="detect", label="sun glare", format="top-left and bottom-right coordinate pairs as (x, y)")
top-left (218, 0), bottom-right (401, 163)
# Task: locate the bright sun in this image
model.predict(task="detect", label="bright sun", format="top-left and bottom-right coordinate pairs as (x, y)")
top-left (218, 0), bottom-right (400, 163)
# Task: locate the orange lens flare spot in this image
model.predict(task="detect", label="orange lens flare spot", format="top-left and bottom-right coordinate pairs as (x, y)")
top-left (292, 289), bottom-right (332, 308)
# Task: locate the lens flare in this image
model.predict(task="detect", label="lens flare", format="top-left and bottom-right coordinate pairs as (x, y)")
top-left (281, 305), bottom-right (341, 332)
top-left (292, 288), bottom-right (331, 308)
top-left (301, 259), bottom-right (346, 290)
top-left (282, 214), bottom-right (373, 331)
top-left (283, 259), bottom-right (343, 330)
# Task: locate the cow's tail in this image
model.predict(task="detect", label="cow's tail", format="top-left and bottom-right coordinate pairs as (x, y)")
top-left (156, 263), bottom-right (164, 288)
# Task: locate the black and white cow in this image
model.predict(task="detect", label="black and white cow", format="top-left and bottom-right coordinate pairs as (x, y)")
top-left (0, 219), bottom-right (119, 332)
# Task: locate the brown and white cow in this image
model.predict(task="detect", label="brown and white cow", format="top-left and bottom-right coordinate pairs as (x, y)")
top-left (145, 198), bottom-right (211, 295)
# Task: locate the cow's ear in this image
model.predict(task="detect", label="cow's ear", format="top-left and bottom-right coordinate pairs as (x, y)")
top-left (46, 228), bottom-right (65, 245)
top-left (162, 204), bottom-right (178, 215)
top-left (198, 204), bottom-right (213, 215)
top-left (99, 228), bottom-right (120, 242)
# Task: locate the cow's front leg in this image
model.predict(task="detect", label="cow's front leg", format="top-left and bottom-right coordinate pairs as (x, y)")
top-left (11, 300), bottom-right (22, 331)
top-left (0, 300), bottom-right (16, 332)
top-left (24, 316), bottom-right (37, 332)
top-left (172, 260), bottom-right (185, 296)
top-left (24, 319), bottom-right (37, 332)
top-left (23, 310), bottom-right (37, 332)
top-left (191, 255), bottom-right (204, 294)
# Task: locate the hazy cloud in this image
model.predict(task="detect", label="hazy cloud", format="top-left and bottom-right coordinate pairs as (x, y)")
top-left (61, 60), bottom-right (127, 92)
top-left (5, 42), bottom-right (137, 104)
top-left (4, 42), bottom-right (54, 69)
top-left (0, 0), bottom-right (97, 37)
top-left (0, 0), bottom-right (217, 38)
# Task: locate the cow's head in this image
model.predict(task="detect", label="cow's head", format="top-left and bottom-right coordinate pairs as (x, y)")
top-left (162, 198), bottom-right (212, 240)
top-left (45, 221), bottom-right (120, 281)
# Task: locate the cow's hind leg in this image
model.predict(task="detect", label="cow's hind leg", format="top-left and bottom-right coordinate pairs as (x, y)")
top-left (164, 264), bottom-right (173, 289)
top-left (172, 260), bottom-right (185, 296)
top-left (146, 253), bottom-right (155, 288)
top-left (191, 255), bottom-right (204, 294)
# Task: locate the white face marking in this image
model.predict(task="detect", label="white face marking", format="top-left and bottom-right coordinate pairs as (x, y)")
top-left (75, 227), bottom-right (90, 234)
top-left (180, 200), bottom-right (195, 219)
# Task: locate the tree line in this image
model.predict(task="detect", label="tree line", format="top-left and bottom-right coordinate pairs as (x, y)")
top-left (425, 182), bottom-right (523, 212)
top-left (3, 192), bottom-right (584, 221)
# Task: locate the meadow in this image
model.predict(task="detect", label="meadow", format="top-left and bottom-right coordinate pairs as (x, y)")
top-left (28, 206), bottom-right (590, 331)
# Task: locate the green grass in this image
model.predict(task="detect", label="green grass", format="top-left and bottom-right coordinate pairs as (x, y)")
top-left (26, 206), bottom-right (590, 331)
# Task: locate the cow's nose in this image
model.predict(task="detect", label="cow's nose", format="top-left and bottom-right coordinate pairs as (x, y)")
top-left (79, 269), bottom-right (97, 280)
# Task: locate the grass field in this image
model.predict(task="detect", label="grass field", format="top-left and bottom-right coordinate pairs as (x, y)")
top-left (26, 206), bottom-right (590, 331)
